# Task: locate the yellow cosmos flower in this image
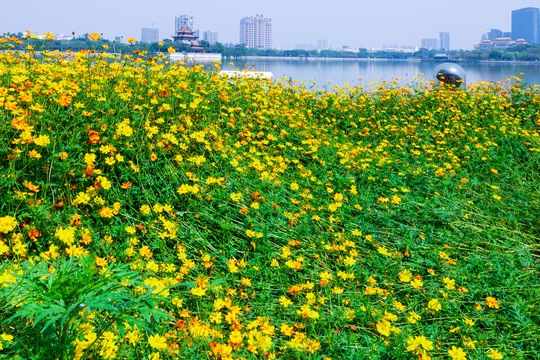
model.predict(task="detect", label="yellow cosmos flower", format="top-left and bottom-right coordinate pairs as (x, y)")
top-left (190, 286), bottom-right (207, 297)
top-left (148, 334), bottom-right (167, 349)
top-left (410, 277), bottom-right (423, 289)
top-left (428, 298), bottom-right (442, 312)
top-left (487, 349), bottom-right (504, 359)
top-left (0, 216), bottom-right (18, 234)
top-left (398, 269), bottom-right (412, 282)
top-left (448, 346), bottom-right (467, 360)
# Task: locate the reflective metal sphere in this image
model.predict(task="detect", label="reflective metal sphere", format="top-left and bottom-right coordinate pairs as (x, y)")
top-left (434, 63), bottom-right (466, 88)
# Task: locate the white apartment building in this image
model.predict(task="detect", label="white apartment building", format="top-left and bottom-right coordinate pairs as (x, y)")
top-left (240, 15), bottom-right (272, 49)
top-left (175, 15), bottom-right (194, 32)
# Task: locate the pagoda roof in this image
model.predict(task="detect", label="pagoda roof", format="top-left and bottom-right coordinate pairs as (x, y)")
top-left (190, 41), bottom-right (204, 52)
top-left (176, 24), bottom-right (195, 36)
top-left (172, 24), bottom-right (198, 41)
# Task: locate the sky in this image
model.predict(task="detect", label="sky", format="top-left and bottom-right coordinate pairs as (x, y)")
top-left (0, 0), bottom-right (538, 50)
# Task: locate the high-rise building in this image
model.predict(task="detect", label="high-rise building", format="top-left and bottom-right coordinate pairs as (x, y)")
top-left (203, 31), bottom-right (218, 45)
top-left (486, 29), bottom-right (503, 41)
top-left (439, 32), bottom-right (450, 50)
top-left (141, 28), bottom-right (159, 43)
top-left (512, 7), bottom-right (539, 44)
top-left (317, 39), bottom-right (329, 50)
top-left (240, 15), bottom-right (272, 49)
top-left (175, 15), bottom-right (194, 32)
top-left (421, 38), bottom-right (438, 50)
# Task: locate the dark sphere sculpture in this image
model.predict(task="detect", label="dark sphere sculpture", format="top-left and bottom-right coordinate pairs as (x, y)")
top-left (433, 63), bottom-right (466, 88)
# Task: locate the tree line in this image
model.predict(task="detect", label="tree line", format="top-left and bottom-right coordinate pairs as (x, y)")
top-left (2, 32), bottom-right (540, 62)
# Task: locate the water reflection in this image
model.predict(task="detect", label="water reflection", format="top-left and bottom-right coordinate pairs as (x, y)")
top-left (227, 58), bottom-right (540, 88)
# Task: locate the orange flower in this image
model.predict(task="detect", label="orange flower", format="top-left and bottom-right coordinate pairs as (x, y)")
top-left (59, 93), bottom-right (72, 106)
top-left (127, 37), bottom-right (136, 44)
top-left (24, 181), bottom-right (40, 193)
top-left (168, 46), bottom-right (176, 54)
top-left (88, 33), bottom-right (101, 40)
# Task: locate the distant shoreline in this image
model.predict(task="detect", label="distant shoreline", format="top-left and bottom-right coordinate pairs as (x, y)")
top-left (236, 55), bottom-right (540, 65)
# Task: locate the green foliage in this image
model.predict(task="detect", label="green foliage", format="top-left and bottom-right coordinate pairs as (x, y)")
top-left (0, 256), bottom-right (173, 360)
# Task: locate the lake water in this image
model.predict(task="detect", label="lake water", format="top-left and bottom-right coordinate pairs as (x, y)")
top-left (226, 57), bottom-right (540, 89)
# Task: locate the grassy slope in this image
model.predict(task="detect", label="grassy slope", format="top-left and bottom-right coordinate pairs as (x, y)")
top-left (0, 50), bottom-right (539, 359)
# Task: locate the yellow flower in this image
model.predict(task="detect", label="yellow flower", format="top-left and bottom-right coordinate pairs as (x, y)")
top-left (280, 324), bottom-right (295, 337)
top-left (407, 311), bottom-right (421, 324)
top-left (332, 286), bottom-right (344, 294)
top-left (55, 226), bottom-right (76, 245)
top-left (1, 333), bottom-right (14, 344)
top-left (486, 296), bottom-right (499, 309)
top-left (428, 298), bottom-right (442, 312)
top-left (290, 182), bottom-right (299, 191)
top-left (448, 346), bottom-right (467, 360)
top-left (487, 349), bottom-right (504, 359)
top-left (398, 269), bottom-right (412, 282)
top-left (393, 300), bottom-right (406, 311)
top-left (443, 277), bottom-right (456, 290)
top-left (34, 134), bottom-right (50, 147)
top-left (279, 296), bottom-right (292, 307)
top-left (0, 216), bottom-right (18, 234)
top-left (127, 37), bottom-right (136, 44)
top-left (190, 286), bottom-right (207, 297)
top-left (168, 46), bottom-right (176, 54)
top-left (376, 320), bottom-right (391, 337)
top-left (74, 192), bottom-right (91, 205)
top-left (148, 334), bottom-right (167, 350)
top-left (406, 335), bottom-right (433, 353)
top-left (140, 205), bottom-right (151, 215)
top-left (230, 192), bottom-right (242, 202)
top-left (410, 277), bottom-right (423, 289)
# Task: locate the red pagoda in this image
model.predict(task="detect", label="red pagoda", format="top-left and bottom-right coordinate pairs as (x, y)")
top-left (172, 24), bottom-right (204, 52)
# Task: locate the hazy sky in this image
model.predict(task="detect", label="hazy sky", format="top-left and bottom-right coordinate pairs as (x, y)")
top-left (0, 0), bottom-right (537, 50)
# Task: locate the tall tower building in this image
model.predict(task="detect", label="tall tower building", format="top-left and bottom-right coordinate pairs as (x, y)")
top-left (512, 7), bottom-right (539, 44)
top-left (421, 38), bottom-right (438, 50)
top-left (141, 28), bottom-right (159, 43)
top-left (439, 32), bottom-right (450, 51)
top-left (317, 39), bottom-right (329, 50)
top-left (203, 31), bottom-right (218, 45)
top-left (175, 15), bottom-right (194, 32)
top-left (240, 15), bottom-right (272, 49)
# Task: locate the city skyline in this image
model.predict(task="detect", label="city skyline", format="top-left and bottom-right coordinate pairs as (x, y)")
top-left (0, 0), bottom-right (538, 50)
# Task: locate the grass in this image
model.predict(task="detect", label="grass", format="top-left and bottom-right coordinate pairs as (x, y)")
top-left (0, 35), bottom-right (539, 360)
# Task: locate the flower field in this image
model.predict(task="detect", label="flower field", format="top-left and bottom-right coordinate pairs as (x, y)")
top-left (0, 38), bottom-right (539, 360)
